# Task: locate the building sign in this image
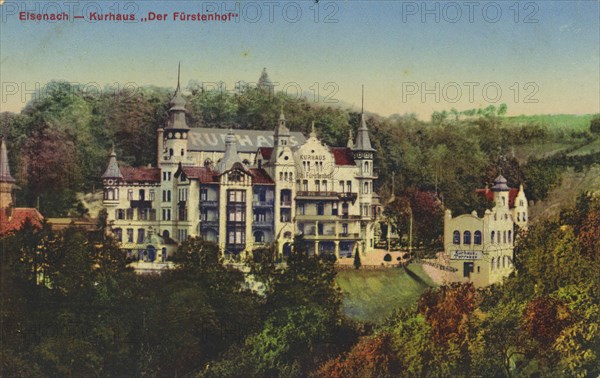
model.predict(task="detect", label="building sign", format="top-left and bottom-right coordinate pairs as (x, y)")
top-left (450, 250), bottom-right (482, 260)
top-left (187, 128), bottom-right (306, 152)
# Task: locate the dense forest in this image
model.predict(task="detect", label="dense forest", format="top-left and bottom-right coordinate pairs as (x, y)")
top-left (1, 193), bottom-right (599, 377)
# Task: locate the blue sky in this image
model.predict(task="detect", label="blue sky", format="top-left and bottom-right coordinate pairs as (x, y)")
top-left (1, 0), bottom-right (598, 119)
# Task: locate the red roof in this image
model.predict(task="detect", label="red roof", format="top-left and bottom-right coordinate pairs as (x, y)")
top-left (120, 167), bottom-right (161, 183)
top-left (331, 147), bottom-right (356, 166)
top-left (182, 166), bottom-right (219, 183)
top-left (476, 188), bottom-right (519, 208)
top-left (249, 168), bottom-right (274, 184)
top-left (0, 208), bottom-right (44, 236)
top-left (258, 147), bottom-right (273, 160)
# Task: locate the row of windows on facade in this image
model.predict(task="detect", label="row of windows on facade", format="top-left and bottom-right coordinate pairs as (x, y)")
top-left (490, 255), bottom-right (513, 270)
top-left (300, 160), bottom-right (371, 174)
top-left (295, 180), bottom-right (370, 194)
top-left (452, 230), bottom-right (513, 245)
top-left (299, 222), bottom-right (354, 236)
top-left (104, 188), bottom-right (190, 203)
top-left (113, 228), bottom-right (189, 244)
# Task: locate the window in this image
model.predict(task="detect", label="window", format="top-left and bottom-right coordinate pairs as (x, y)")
top-left (342, 223), bottom-right (348, 236)
top-left (339, 181), bottom-right (345, 193)
top-left (298, 203), bottom-right (305, 215)
top-left (181, 148), bottom-right (185, 156)
top-left (227, 229), bottom-right (245, 245)
top-left (127, 228), bottom-right (134, 243)
top-left (200, 188), bottom-right (208, 201)
top-left (302, 180), bottom-right (308, 191)
top-left (322, 180), bottom-right (328, 192)
top-left (342, 203), bottom-right (349, 217)
top-left (508, 230), bottom-right (512, 243)
top-left (453, 231), bottom-right (460, 244)
top-left (139, 189), bottom-right (145, 201)
top-left (126, 208), bottom-right (134, 220)
top-left (114, 228), bottom-right (122, 242)
top-left (227, 208), bottom-right (245, 222)
top-left (138, 208), bottom-right (148, 220)
top-left (491, 258), bottom-right (495, 270)
top-left (523, 214), bottom-right (527, 221)
top-left (474, 231), bottom-right (482, 245)
top-left (149, 190), bottom-right (155, 201)
top-left (346, 181), bottom-right (352, 192)
top-left (364, 182), bottom-right (369, 194)
top-left (318, 223), bottom-right (324, 235)
top-left (491, 231), bottom-right (495, 243)
top-left (127, 189), bottom-right (133, 200)
top-left (149, 209), bottom-right (157, 221)
top-left (116, 209), bottom-right (125, 220)
top-left (503, 231), bottom-right (507, 244)
top-left (169, 148), bottom-right (173, 157)
top-left (517, 213), bottom-right (521, 222)
top-left (315, 180), bottom-right (320, 192)
top-left (317, 203), bottom-right (324, 216)
top-left (519, 200), bottom-right (524, 207)
top-left (228, 190), bottom-right (246, 203)
top-left (137, 229), bottom-right (145, 244)
top-left (162, 190), bottom-right (166, 202)
top-left (463, 231), bottom-right (471, 245)
top-left (332, 202), bottom-right (338, 216)
top-left (364, 161), bottom-right (369, 174)
top-left (162, 209), bottom-right (171, 221)
top-left (179, 206), bottom-right (187, 221)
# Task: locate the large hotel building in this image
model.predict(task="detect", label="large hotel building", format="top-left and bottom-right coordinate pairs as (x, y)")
top-left (101, 77), bottom-right (379, 268)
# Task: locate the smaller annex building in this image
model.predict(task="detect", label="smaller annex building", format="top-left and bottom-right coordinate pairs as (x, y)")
top-left (443, 175), bottom-right (528, 287)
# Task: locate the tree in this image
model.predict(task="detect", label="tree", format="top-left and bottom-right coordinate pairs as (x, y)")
top-left (353, 247), bottom-right (361, 270)
top-left (589, 115), bottom-right (600, 134)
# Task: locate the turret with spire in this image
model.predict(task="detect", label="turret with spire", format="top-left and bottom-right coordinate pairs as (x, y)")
top-left (347, 128), bottom-right (354, 149)
top-left (0, 137), bottom-right (16, 210)
top-left (272, 108), bottom-right (291, 164)
top-left (491, 174), bottom-right (510, 208)
top-left (216, 130), bottom-right (244, 174)
top-left (163, 63), bottom-right (190, 163)
top-left (102, 145), bottom-right (123, 180)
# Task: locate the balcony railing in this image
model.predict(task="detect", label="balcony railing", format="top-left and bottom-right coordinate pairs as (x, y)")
top-left (253, 200), bottom-right (274, 207)
top-left (130, 200), bottom-right (152, 208)
top-left (253, 220), bottom-right (274, 228)
top-left (295, 191), bottom-right (339, 200)
top-left (200, 200), bottom-right (218, 207)
top-left (200, 220), bottom-right (219, 229)
top-left (280, 200), bottom-right (292, 207)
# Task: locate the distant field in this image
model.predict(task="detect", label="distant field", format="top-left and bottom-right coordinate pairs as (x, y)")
top-left (336, 264), bottom-right (436, 323)
top-left (513, 141), bottom-right (580, 162)
top-left (504, 114), bottom-right (595, 131)
top-left (568, 137), bottom-right (600, 156)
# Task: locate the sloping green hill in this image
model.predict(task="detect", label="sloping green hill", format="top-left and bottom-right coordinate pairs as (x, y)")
top-left (336, 265), bottom-right (436, 323)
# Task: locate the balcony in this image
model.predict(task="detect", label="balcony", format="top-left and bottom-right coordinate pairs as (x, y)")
top-left (200, 219), bottom-right (219, 229)
top-left (200, 200), bottom-right (218, 207)
top-left (302, 232), bottom-right (360, 240)
top-left (253, 199), bottom-right (274, 207)
top-left (338, 192), bottom-right (358, 202)
top-left (280, 200), bottom-right (292, 207)
top-left (253, 219), bottom-right (274, 228)
top-left (355, 169), bottom-right (379, 179)
top-left (296, 191), bottom-right (339, 200)
top-left (130, 200), bottom-right (152, 208)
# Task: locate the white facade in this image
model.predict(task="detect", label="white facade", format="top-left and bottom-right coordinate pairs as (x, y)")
top-left (443, 176), bottom-right (528, 287)
top-left (101, 80), bottom-right (379, 267)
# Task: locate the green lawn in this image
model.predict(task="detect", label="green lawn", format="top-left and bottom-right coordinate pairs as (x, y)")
top-left (504, 114), bottom-right (596, 131)
top-left (336, 264), bottom-right (436, 323)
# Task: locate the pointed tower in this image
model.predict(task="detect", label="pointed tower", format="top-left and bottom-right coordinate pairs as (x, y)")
top-left (0, 137), bottom-right (16, 210)
top-left (353, 88), bottom-right (376, 223)
top-left (272, 108), bottom-right (290, 163)
top-left (216, 130), bottom-right (243, 174)
top-left (257, 67), bottom-right (274, 94)
top-left (513, 183), bottom-right (528, 229)
top-left (101, 146), bottom-right (123, 205)
top-left (163, 64), bottom-right (190, 164)
top-left (491, 175), bottom-right (510, 208)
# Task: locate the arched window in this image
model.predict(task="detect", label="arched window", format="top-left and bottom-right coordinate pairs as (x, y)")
top-left (453, 231), bottom-right (460, 244)
top-left (364, 162), bottom-right (369, 174)
top-left (508, 230), bottom-right (512, 243)
top-left (253, 231), bottom-right (264, 243)
top-left (169, 148), bottom-right (174, 156)
top-left (474, 231), bottom-right (482, 245)
top-left (503, 231), bottom-right (507, 244)
top-left (162, 230), bottom-right (170, 240)
top-left (491, 231), bottom-right (495, 243)
top-left (497, 258), bottom-right (501, 269)
top-left (491, 257), bottom-right (495, 270)
top-left (463, 231), bottom-right (471, 245)
top-left (364, 182), bottom-right (369, 194)
top-left (139, 189), bottom-right (145, 201)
